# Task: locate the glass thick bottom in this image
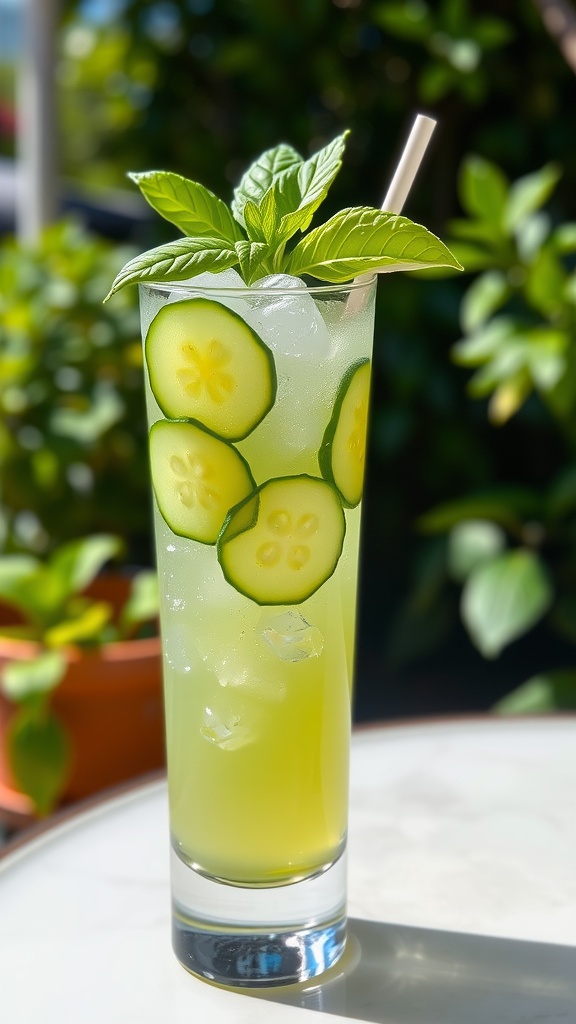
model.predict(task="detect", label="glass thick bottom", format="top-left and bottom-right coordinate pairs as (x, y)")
top-left (170, 844), bottom-right (347, 987)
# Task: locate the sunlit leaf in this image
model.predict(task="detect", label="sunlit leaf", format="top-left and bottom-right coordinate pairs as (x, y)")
top-left (44, 601), bottom-right (113, 647)
top-left (461, 549), bottom-right (553, 658)
top-left (105, 237), bottom-right (239, 298)
top-left (504, 164), bottom-right (561, 232)
top-left (231, 143), bottom-right (303, 227)
top-left (50, 535), bottom-right (123, 597)
top-left (234, 240), bottom-right (271, 284)
top-left (1, 650), bottom-right (67, 702)
top-left (129, 171), bottom-right (244, 242)
top-left (460, 271), bottom-right (510, 333)
top-left (286, 207), bottom-right (462, 281)
top-left (120, 569), bottom-right (159, 635)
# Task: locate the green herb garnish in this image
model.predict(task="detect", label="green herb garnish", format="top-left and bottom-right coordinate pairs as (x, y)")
top-left (106, 132), bottom-right (461, 299)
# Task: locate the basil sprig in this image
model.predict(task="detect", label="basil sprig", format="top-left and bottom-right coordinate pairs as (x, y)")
top-left (106, 132), bottom-right (461, 299)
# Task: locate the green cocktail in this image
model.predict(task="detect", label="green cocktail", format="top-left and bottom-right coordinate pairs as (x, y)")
top-left (109, 130), bottom-right (460, 987)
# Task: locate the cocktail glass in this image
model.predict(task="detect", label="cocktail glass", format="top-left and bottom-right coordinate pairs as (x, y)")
top-left (139, 271), bottom-right (377, 987)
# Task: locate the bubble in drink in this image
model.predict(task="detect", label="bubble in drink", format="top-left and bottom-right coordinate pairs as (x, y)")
top-left (259, 610), bottom-right (324, 662)
top-left (164, 623), bottom-right (192, 674)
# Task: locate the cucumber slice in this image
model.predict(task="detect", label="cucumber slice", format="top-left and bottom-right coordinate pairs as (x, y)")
top-left (150, 420), bottom-right (255, 544)
top-left (145, 298), bottom-right (276, 441)
top-left (319, 359), bottom-right (371, 508)
top-left (217, 475), bottom-right (346, 605)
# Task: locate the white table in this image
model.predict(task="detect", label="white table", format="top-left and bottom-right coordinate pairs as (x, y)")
top-left (2, 717), bottom-right (576, 1023)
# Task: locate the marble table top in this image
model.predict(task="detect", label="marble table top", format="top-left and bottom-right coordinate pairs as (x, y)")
top-left (1, 716), bottom-right (576, 1023)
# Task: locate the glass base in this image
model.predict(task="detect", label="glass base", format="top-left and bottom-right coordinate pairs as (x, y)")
top-left (170, 845), bottom-right (347, 987)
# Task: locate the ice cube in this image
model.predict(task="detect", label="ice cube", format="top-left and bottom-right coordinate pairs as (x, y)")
top-left (200, 706), bottom-right (250, 750)
top-left (170, 269), bottom-right (250, 317)
top-left (249, 275), bottom-right (333, 360)
top-left (259, 610), bottom-right (324, 662)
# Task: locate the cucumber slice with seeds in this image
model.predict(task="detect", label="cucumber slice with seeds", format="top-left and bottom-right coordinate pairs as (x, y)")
top-left (150, 420), bottom-right (255, 544)
top-left (217, 475), bottom-right (346, 606)
top-left (145, 298), bottom-right (276, 441)
top-left (319, 359), bottom-right (371, 508)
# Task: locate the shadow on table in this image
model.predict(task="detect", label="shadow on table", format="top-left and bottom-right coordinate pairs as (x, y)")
top-left (258, 918), bottom-right (576, 1023)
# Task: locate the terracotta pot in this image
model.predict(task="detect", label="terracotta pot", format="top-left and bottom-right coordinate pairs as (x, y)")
top-left (0, 575), bottom-right (165, 824)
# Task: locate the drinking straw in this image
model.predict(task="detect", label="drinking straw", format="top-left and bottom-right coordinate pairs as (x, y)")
top-left (381, 112), bottom-right (436, 217)
top-left (347, 113), bottom-right (436, 309)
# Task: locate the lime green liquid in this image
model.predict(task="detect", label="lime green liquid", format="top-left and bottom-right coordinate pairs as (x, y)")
top-left (142, 285), bottom-right (375, 886)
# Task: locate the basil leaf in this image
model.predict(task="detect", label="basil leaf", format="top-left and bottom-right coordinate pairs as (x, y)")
top-left (234, 240), bottom-right (271, 284)
top-left (274, 131), bottom-right (349, 242)
top-left (232, 143), bottom-right (302, 227)
top-left (129, 171), bottom-right (244, 242)
top-left (241, 133), bottom-right (349, 249)
top-left (243, 193), bottom-right (278, 244)
top-left (286, 207), bottom-right (464, 281)
top-left (105, 237), bottom-right (239, 299)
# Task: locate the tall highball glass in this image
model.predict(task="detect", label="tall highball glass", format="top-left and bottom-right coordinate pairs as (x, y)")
top-left (139, 273), bottom-right (377, 987)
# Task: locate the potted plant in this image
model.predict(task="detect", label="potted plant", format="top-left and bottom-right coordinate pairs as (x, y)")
top-left (0, 533), bottom-right (163, 821)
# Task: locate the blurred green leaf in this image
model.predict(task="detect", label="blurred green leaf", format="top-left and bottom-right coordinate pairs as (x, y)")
top-left (1, 650), bottom-right (67, 703)
top-left (545, 465), bottom-right (576, 520)
top-left (0, 555), bottom-right (40, 605)
top-left (120, 569), bottom-right (159, 635)
top-left (50, 382), bottom-right (125, 443)
top-left (460, 271), bottom-right (510, 333)
top-left (514, 212), bottom-right (551, 264)
top-left (44, 601), bottom-right (113, 647)
top-left (504, 164), bottom-right (561, 232)
top-left (495, 670), bottom-right (576, 713)
top-left (524, 246), bottom-right (566, 317)
top-left (7, 706), bottom-right (71, 816)
top-left (50, 535), bottom-right (123, 597)
top-left (419, 488), bottom-right (541, 534)
top-left (373, 1), bottom-right (432, 41)
top-left (452, 316), bottom-right (517, 366)
top-left (459, 156), bottom-right (508, 227)
top-left (553, 223), bottom-right (576, 253)
top-left (447, 520), bottom-right (507, 582)
top-left (461, 549), bottom-right (553, 657)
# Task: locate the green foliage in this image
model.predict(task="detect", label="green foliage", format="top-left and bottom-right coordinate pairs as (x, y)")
top-left (0, 221), bottom-right (151, 555)
top-left (6, 0), bottom-right (576, 720)
top-left (417, 157), bottom-right (576, 709)
top-left (0, 534), bottom-right (159, 815)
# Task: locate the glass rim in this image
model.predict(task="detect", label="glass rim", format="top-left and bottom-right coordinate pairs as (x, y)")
top-left (141, 274), bottom-right (377, 298)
